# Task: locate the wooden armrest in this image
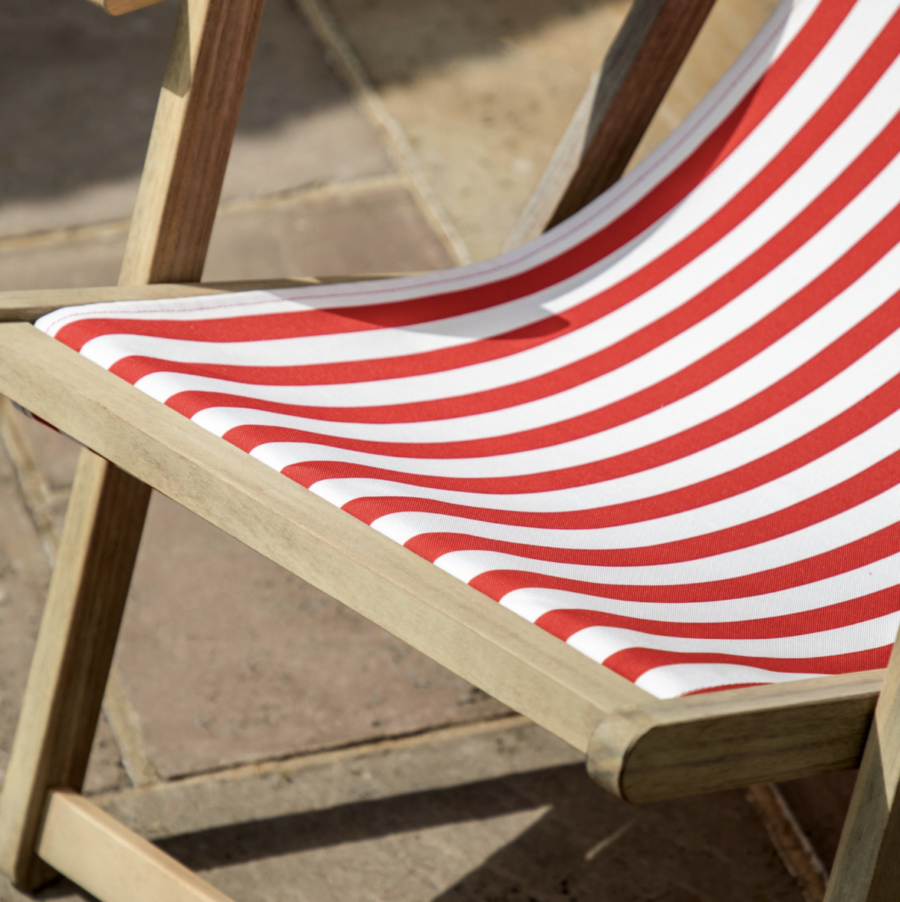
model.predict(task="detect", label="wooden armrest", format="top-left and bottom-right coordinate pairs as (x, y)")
top-left (589, 671), bottom-right (884, 803)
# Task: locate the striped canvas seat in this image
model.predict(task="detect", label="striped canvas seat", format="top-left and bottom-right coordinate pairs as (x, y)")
top-left (33, 0), bottom-right (900, 700)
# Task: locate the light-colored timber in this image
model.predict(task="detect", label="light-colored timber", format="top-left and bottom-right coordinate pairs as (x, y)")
top-left (546, 0), bottom-right (717, 230)
top-left (0, 275), bottom-right (406, 323)
top-left (85, 0), bottom-right (169, 14)
top-left (0, 452), bottom-right (151, 887)
top-left (588, 671), bottom-right (884, 803)
top-left (823, 637), bottom-right (900, 901)
top-left (10, 0), bottom-right (900, 896)
top-left (119, 0), bottom-right (265, 285)
top-left (0, 0), bottom-right (267, 891)
top-left (0, 324), bottom-right (648, 756)
top-left (37, 790), bottom-right (235, 902)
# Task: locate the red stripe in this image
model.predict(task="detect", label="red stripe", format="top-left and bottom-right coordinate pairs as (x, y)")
top-left (602, 644), bottom-right (892, 683)
top-left (534, 585), bottom-right (900, 641)
top-left (276, 299), bottom-right (900, 496)
top-left (166, 160), bottom-right (900, 435)
top-left (340, 369), bottom-right (900, 527)
top-left (681, 683), bottom-right (765, 695)
top-left (56, 0), bottom-right (847, 355)
top-left (466, 522), bottom-right (900, 604)
top-left (62, 0), bottom-right (857, 393)
top-left (203, 197), bottom-right (900, 484)
top-left (402, 450), bottom-right (900, 567)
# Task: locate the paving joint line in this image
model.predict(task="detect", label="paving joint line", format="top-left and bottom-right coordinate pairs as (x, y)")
top-left (0, 173), bottom-right (410, 257)
top-left (132, 712), bottom-right (532, 790)
top-left (90, 713), bottom-right (583, 841)
top-left (292, 0), bottom-right (473, 266)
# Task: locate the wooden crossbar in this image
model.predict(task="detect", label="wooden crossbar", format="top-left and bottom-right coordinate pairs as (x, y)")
top-left (39, 790), bottom-right (233, 902)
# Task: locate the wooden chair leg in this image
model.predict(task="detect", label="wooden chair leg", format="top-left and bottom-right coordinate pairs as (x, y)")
top-left (0, 451), bottom-right (151, 889)
top-left (824, 633), bottom-right (900, 901)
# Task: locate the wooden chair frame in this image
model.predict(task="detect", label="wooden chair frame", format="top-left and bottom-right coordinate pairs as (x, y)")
top-left (0, 0), bottom-right (897, 899)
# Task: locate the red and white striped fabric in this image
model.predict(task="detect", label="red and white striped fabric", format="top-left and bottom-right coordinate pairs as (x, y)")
top-left (34, 0), bottom-right (900, 698)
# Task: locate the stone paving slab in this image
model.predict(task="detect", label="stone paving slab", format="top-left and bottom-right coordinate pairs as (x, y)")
top-left (323, 0), bottom-right (780, 261)
top-left (203, 181), bottom-right (453, 281)
top-left (115, 490), bottom-right (507, 778)
top-left (0, 182), bottom-right (452, 292)
top-left (0, 0), bottom-right (391, 242)
top-left (1, 764), bottom-right (807, 902)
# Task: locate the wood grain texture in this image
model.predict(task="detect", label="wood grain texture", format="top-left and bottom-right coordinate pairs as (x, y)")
top-left (0, 276), bottom-right (406, 323)
top-left (119, 0), bottom-right (266, 284)
top-left (0, 325), bottom-right (648, 755)
top-left (0, 0), bottom-right (270, 884)
top-left (824, 638), bottom-right (900, 901)
top-left (588, 671), bottom-right (884, 803)
top-left (0, 452), bottom-right (151, 888)
top-left (546, 0), bottom-right (716, 229)
top-left (85, 0), bottom-right (169, 15)
top-left (38, 791), bottom-right (235, 902)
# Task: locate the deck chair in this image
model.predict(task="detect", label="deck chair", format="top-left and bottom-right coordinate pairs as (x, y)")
top-left (0, 0), bottom-right (898, 898)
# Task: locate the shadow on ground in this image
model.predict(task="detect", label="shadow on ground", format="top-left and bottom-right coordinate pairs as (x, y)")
top-left (2, 0), bottom-right (618, 210)
top-left (154, 765), bottom-right (803, 901)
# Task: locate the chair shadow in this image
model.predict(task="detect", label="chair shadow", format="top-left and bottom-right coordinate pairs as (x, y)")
top-left (152, 763), bottom-right (804, 901)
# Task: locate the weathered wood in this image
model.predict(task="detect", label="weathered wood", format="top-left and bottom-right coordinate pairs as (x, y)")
top-left (588, 671), bottom-right (884, 803)
top-left (0, 452), bottom-right (151, 888)
top-left (0, 275), bottom-right (406, 323)
top-left (0, 324), bottom-right (648, 756)
top-left (38, 790), bottom-right (234, 902)
top-left (85, 0), bottom-right (169, 15)
top-left (824, 636), bottom-right (900, 901)
top-left (546, 0), bottom-right (716, 230)
top-left (119, 0), bottom-right (266, 284)
top-left (0, 0), bottom-right (269, 890)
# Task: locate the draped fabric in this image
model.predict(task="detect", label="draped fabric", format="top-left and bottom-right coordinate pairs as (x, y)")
top-left (35, 0), bottom-right (900, 698)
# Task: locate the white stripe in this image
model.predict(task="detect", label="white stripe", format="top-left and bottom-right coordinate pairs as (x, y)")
top-left (432, 484), bottom-right (900, 586)
top-left (247, 326), bottom-right (900, 485)
top-left (568, 609), bottom-right (900, 661)
top-left (368, 407), bottom-right (900, 548)
top-left (183, 217), bottom-right (900, 452)
top-left (635, 663), bottom-right (830, 698)
top-left (497, 552), bottom-right (900, 623)
top-left (68, 3), bottom-right (900, 377)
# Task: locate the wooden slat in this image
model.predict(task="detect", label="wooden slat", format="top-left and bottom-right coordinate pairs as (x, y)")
top-left (0, 275), bottom-right (405, 323)
top-left (0, 452), bottom-right (151, 887)
top-left (119, 0), bottom-right (266, 284)
top-left (85, 0), bottom-right (169, 15)
top-left (588, 671), bottom-right (884, 803)
top-left (545, 0), bottom-right (716, 230)
top-left (823, 638), bottom-right (900, 901)
top-left (0, 0), bottom-right (269, 891)
top-left (38, 790), bottom-right (234, 902)
top-left (0, 324), bottom-right (648, 754)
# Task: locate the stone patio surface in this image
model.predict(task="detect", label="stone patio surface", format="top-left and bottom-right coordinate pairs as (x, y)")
top-left (0, 0), bottom-right (858, 899)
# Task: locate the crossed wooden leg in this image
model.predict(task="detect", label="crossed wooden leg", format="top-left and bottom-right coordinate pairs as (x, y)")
top-left (0, 450), bottom-right (150, 888)
top-left (824, 635), bottom-right (900, 901)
